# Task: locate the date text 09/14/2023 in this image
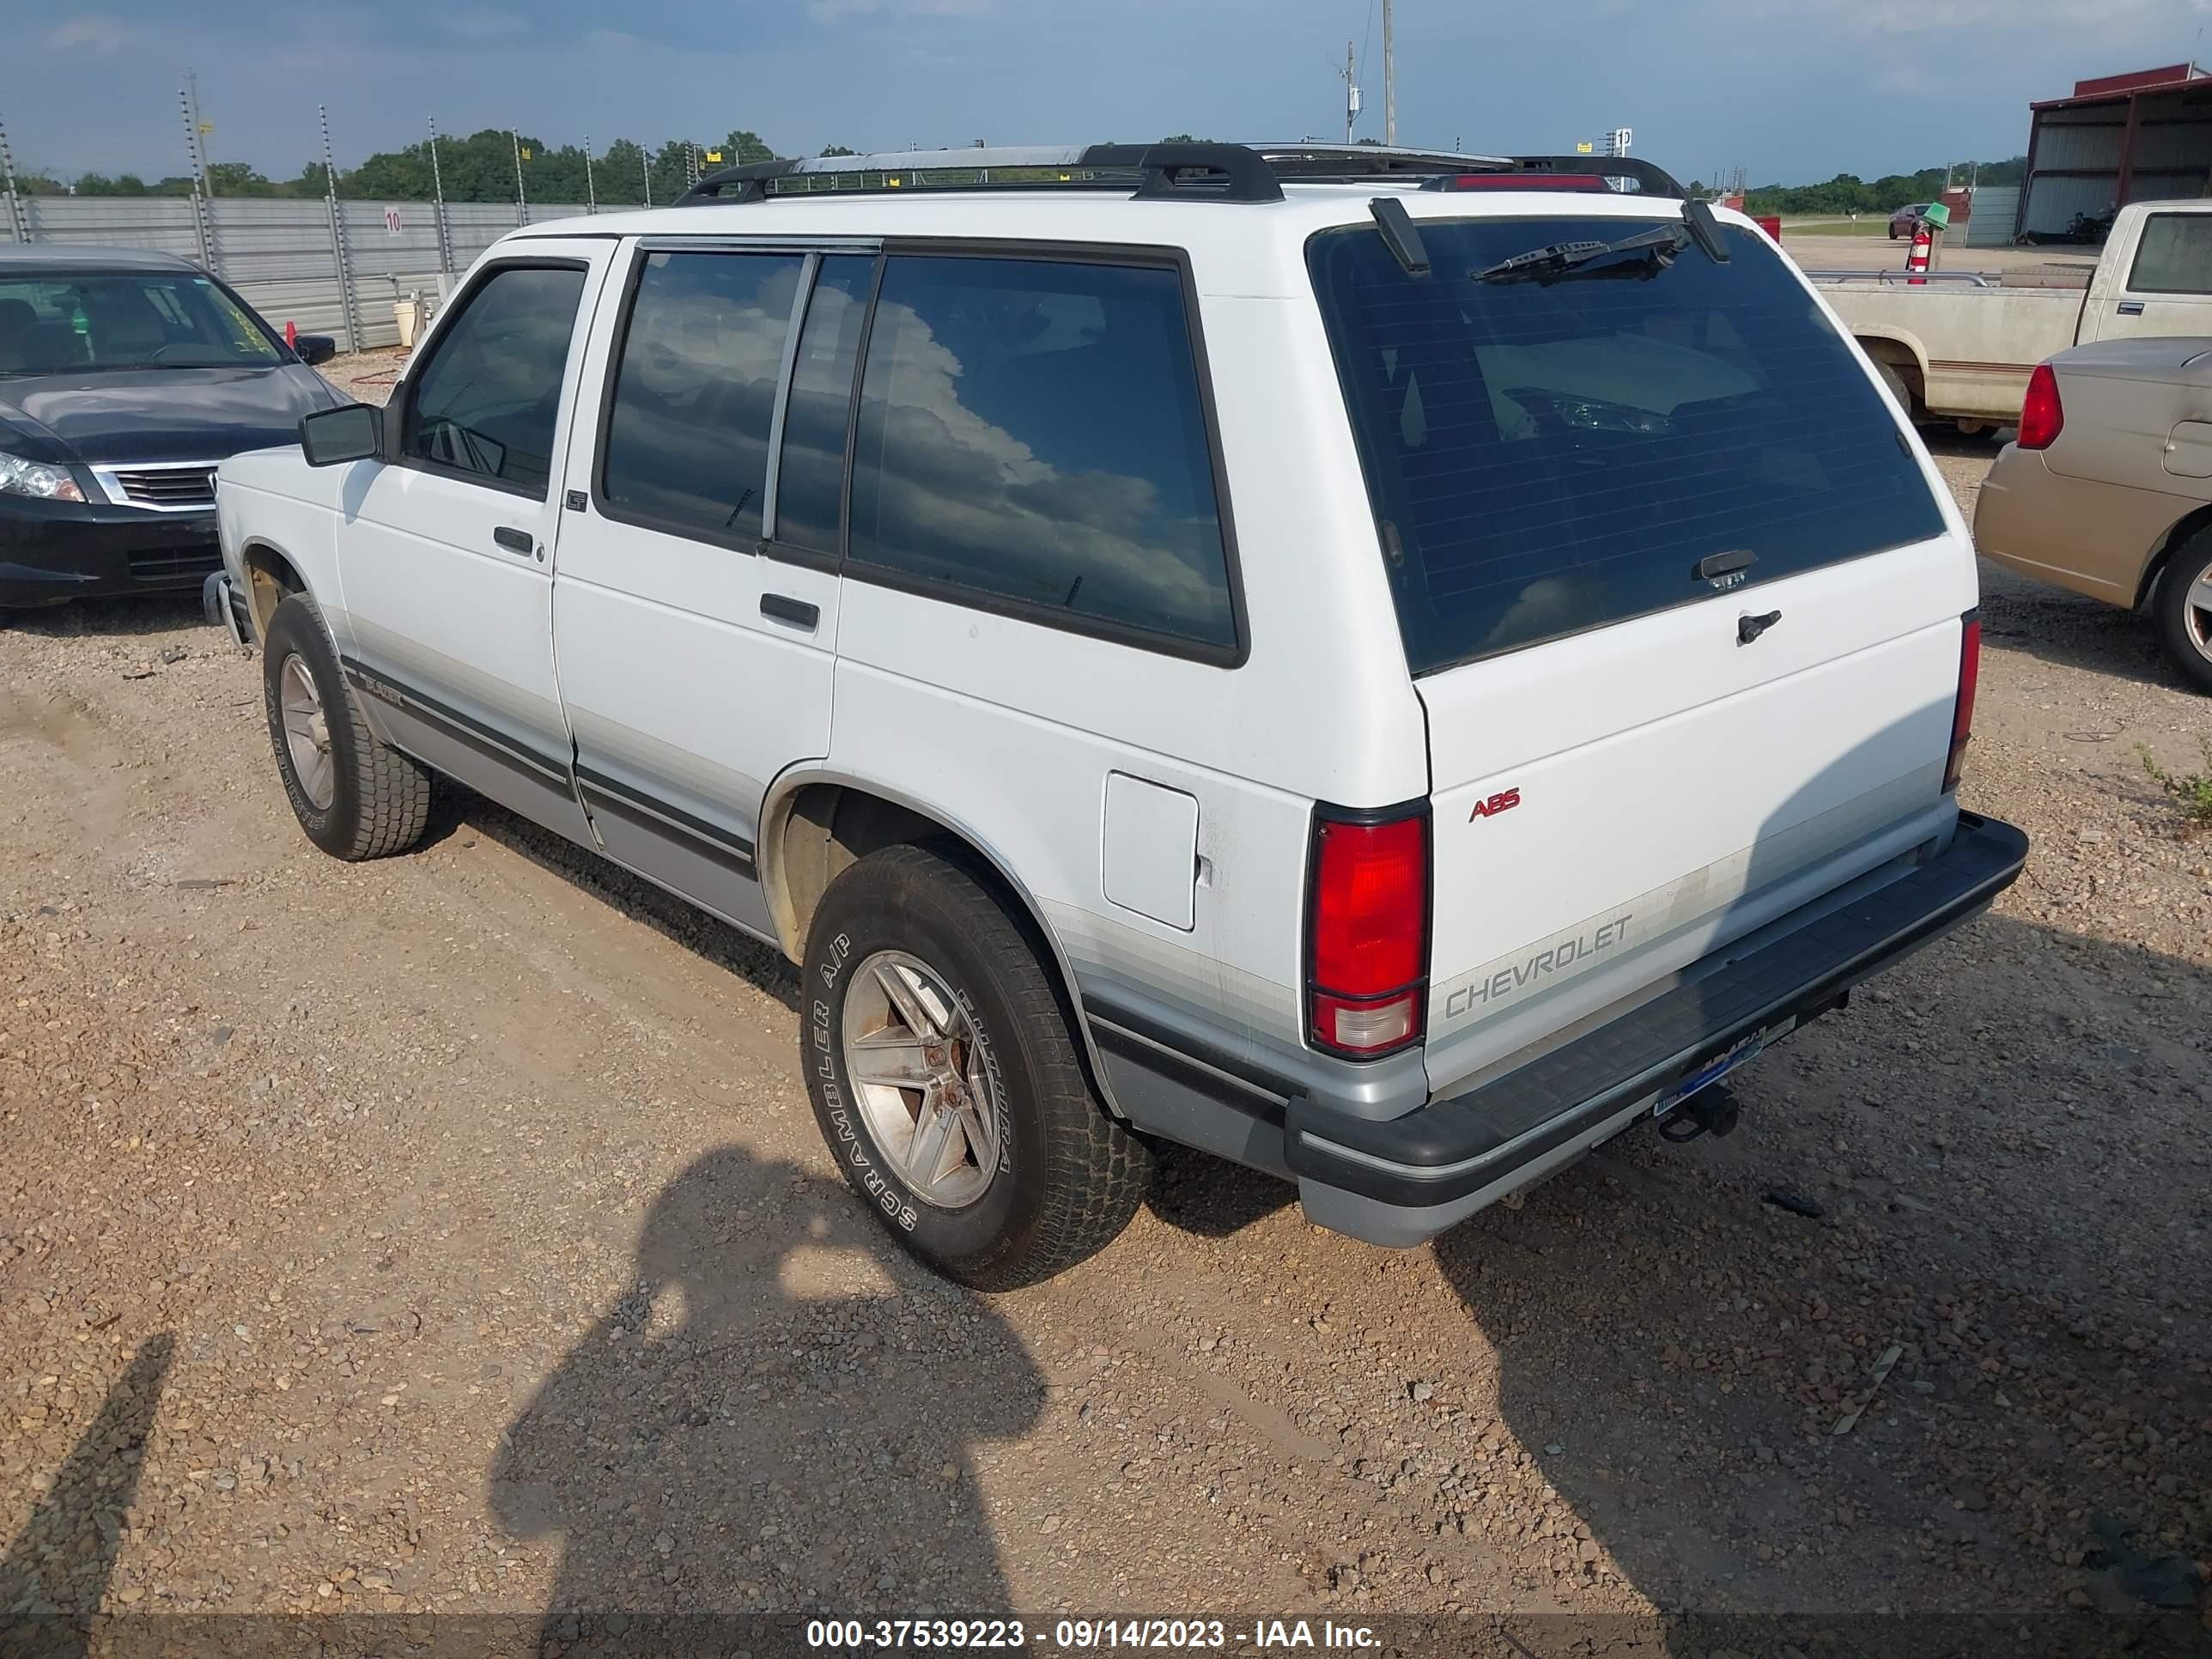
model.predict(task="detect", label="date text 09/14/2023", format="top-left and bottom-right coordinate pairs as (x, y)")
top-left (804, 1618), bottom-right (1383, 1650)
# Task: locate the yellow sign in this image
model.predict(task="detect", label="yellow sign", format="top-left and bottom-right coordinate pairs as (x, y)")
top-left (198, 121), bottom-right (213, 137)
top-left (706, 149), bottom-right (723, 163)
top-left (520, 147), bottom-right (532, 161)
top-left (1575, 141), bottom-right (1593, 154)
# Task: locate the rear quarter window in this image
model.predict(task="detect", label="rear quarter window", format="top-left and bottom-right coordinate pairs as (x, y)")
top-left (1308, 218), bottom-right (1948, 674)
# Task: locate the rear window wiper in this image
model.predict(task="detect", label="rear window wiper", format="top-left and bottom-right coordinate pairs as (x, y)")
top-left (1474, 223), bottom-right (1690, 283)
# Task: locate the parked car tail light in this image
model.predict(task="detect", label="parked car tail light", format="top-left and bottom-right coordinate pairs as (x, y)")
top-left (2017, 363), bottom-right (2063, 451)
top-left (1306, 807), bottom-right (1429, 1058)
top-left (1943, 612), bottom-right (1981, 795)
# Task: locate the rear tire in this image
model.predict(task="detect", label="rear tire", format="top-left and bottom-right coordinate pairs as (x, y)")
top-left (263, 593), bottom-right (434, 859)
top-left (2152, 531), bottom-right (2212, 694)
top-left (1875, 360), bottom-right (1916, 420)
top-left (800, 842), bottom-right (1152, 1289)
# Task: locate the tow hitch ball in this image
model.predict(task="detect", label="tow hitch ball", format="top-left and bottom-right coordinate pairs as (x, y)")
top-left (1659, 1083), bottom-right (1741, 1145)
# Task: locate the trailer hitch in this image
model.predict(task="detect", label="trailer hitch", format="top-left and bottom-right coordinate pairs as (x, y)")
top-left (1659, 1082), bottom-right (1741, 1145)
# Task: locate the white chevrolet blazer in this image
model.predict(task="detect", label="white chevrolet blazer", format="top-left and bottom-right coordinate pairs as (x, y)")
top-left (209, 143), bottom-right (2028, 1288)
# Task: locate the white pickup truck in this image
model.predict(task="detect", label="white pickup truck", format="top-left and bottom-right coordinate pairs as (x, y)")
top-left (1814, 198), bottom-right (2212, 429)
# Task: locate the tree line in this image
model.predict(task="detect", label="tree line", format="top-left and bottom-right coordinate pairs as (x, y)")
top-left (7, 134), bottom-right (2030, 215)
top-left (6, 129), bottom-right (794, 204)
top-left (1735, 157), bottom-right (2027, 217)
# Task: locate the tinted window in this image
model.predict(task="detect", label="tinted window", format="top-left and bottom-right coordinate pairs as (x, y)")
top-left (772, 255), bottom-right (873, 554)
top-left (2129, 214), bottom-right (2212, 295)
top-left (1308, 220), bottom-right (1947, 674)
top-left (404, 264), bottom-right (586, 495)
top-left (600, 251), bottom-right (804, 543)
top-left (0, 272), bottom-right (281, 374)
top-left (847, 256), bottom-right (1234, 651)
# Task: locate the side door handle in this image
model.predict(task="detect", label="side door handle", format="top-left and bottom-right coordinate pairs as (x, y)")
top-left (493, 526), bottom-right (535, 556)
top-left (760, 593), bottom-right (819, 630)
top-left (2118, 301), bottom-right (2146, 315)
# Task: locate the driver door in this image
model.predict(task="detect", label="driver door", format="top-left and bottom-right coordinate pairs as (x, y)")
top-left (334, 245), bottom-right (617, 842)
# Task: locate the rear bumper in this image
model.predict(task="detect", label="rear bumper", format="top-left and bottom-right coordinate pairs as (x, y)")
top-left (1279, 811), bottom-right (2028, 1244)
top-left (0, 495), bottom-right (222, 609)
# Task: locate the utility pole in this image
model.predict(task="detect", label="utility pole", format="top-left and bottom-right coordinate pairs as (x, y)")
top-left (179, 76), bottom-right (218, 271)
top-left (319, 106), bottom-right (362, 352)
top-left (641, 145), bottom-right (653, 207)
top-left (583, 133), bottom-right (597, 214)
top-left (1341, 40), bottom-right (1360, 144)
top-left (426, 118), bottom-right (453, 276)
top-left (511, 128), bottom-right (529, 226)
top-left (0, 107), bottom-right (30, 244)
top-left (1382, 0), bottom-right (1396, 146)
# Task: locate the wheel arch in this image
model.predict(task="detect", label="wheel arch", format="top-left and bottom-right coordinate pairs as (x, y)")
top-left (239, 538), bottom-right (308, 641)
top-left (2139, 501), bottom-right (2212, 610)
top-left (1854, 328), bottom-right (1930, 408)
top-left (760, 768), bottom-right (1124, 1117)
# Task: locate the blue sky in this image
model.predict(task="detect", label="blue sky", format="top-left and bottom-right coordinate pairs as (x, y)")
top-left (10, 0), bottom-right (2212, 185)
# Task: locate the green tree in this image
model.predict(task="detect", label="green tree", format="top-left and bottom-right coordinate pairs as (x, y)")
top-left (821, 144), bottom-right (858, 157)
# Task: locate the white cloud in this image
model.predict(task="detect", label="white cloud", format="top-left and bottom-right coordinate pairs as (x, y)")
top-left (46, 14), bottom-right (129, 51)
top-left (805, 0), bottom-right (995, 19)
top-left (1816, 0), bottom-right (2210, 33)
top-left (439, 7), bottom-right (531, 40)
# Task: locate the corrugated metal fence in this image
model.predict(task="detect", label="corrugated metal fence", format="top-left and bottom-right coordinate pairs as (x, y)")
top-left (7, 195), bottom-right (596, 350)
top-left (1960, 187), bottom-right (2021, 247)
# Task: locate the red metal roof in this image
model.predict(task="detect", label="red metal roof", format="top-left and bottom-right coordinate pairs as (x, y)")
top-left (2033, 63), bottom-right (2208, 110)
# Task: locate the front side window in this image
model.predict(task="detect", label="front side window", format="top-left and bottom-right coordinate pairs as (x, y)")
top-left (0, 273), bottom-right (282, 374)
top-left (600, 250), bottom-right (805, 544)
top-left (2129, 214), bottom-right (2212, 295)
top-left (846, 254), bottom-right (1235, 652)
top-left (1309, 219), bottom-right (1947, 673)
top-left (771, 255), bottom-right (874, 555)
top-left (403, 264), bottom-right (586, 495)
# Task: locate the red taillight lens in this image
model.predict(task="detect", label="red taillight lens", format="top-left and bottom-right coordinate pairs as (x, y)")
top-left (2017, 363), bottom-right (2063, 450)
top-left (1943, 614), bottom-right (1981, 794)
top-left (1307, 811), bottom-right (1429, 1057)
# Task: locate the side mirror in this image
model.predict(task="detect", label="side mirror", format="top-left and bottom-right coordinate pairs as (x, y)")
top-left (293, 334), bottom-right (338, 367)
top-left (300, 403), bottom-right (382, 467)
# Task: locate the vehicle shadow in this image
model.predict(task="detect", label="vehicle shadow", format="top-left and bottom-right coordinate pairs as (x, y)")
top-left (441, 783), bottom-right (801, 1015)
top-left (1429, 909), bottom-right (2211, 1652)
top-left (1976, 562), bottom-right (2191, 695)
top-left (2, 595), bottom-right (206, 638)
top-left (491, 1146), bottom-right (1043, 1643)
top-left (0, 1333), bottom-right (173, 1656)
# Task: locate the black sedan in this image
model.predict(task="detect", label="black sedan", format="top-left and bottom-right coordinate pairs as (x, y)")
top-left (1, 245), bottom-right (343, 613)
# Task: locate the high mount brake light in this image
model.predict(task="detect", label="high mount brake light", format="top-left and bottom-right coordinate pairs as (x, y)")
top-left (1305, 809), bottom-right (1430, 1058)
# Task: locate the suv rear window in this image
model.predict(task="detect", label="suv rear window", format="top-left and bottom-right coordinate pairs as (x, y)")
top-left (1308, 218), bottom-right (1947, 674)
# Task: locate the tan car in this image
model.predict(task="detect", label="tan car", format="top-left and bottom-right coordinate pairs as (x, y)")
top-left (1974, 336), bottom-right (2212, 692)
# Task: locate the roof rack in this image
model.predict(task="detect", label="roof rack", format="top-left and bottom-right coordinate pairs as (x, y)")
top-left (673, 142), bottom-right (1685, 207)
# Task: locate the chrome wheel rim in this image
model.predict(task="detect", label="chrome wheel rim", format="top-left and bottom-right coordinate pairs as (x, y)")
top-left (278, 653), bottom-right (335, 811)
top-left (2186, 568), bottom-right (2212, 665)
top-left (840, 950), bottom-right (1004, 1210)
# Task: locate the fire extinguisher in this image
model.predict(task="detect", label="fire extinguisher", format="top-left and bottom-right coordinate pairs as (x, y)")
top-left (1905, 201), bottom-right (1952, 286)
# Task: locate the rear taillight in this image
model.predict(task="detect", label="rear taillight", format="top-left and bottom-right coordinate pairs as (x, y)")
top-left (2017, 362), bottom-right (2063, 450)
top-left (1943, 612), bottom-right (1981, 794)
top-left (1305, 807), bottom-right (1430, 1058)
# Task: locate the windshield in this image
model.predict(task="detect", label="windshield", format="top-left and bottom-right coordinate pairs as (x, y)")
top-left (1308, 217), bottom-right (1948, 675)
top-left (0, 271), bottom-right (284, 374)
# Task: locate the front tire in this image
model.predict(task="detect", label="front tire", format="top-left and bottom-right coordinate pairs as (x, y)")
top-left (262, 593), bottom-right (434, 858)
top-left (2152, 531), bottom-right (2212, 694)
top-left (800, 843), bottom-right (1152, 1289)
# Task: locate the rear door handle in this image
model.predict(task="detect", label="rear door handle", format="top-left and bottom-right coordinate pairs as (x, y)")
top-left (2118, 301), bottom-right (2145, 315)
top-left (760, 593), bottom-right (819, 630)
top-left (493, 526), bottom-right (534, 556)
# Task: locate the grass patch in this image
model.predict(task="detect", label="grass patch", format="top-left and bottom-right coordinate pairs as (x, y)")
top-left (2139, 735), bottom-right (2212, 832)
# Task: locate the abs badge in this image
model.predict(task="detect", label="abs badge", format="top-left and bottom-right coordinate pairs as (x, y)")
top-left (1469, 787), bottom-right (1520, 821)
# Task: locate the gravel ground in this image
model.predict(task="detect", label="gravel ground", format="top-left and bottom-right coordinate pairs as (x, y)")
top-left (2, 415), bottom-right (2209, 1649)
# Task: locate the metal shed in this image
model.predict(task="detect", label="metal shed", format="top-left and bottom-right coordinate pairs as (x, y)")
top-left (2018, 64), bottom-right (2212, 240)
